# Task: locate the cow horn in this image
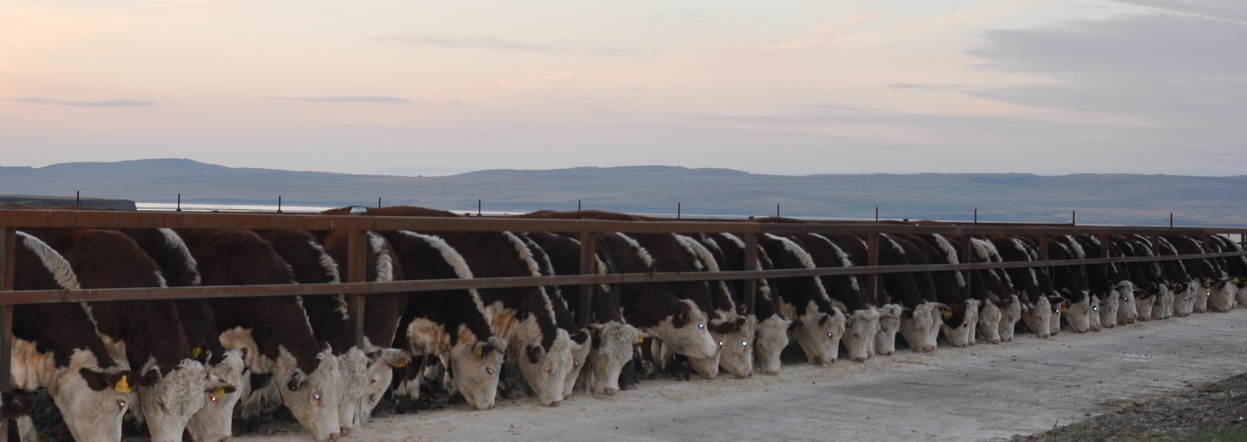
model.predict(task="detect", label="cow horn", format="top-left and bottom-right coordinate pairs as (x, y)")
top-left (487, 336), bottom-right (508, 354)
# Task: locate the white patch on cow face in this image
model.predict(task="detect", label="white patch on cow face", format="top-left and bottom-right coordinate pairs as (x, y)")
top-left (1020, 297), bottom-right (1052, 339)
top-left (136, 359), bottom-right (209, 442)
top-left (514, 324), bottom-right (574, 407)
top-left (187, 350), bottom-right (245, 442)
top-left (1099, 292), bottom-right (1119, 329)
top-left (997, 295), bottom-right (1022, 343)
top-left (792, 301), bottom-right (845, 365)
top-left (51, 349), bottom-right (132, 442)
top-left (940, 301), bottom-right (976, 348)
top-left (1114, 282), bottom-right (1138, 325)
top-left (713, 316), bottom-right (756, 379)
top-left (1087, 297), bottom-right (1103, 332)
top-left (874, 304), bottom-right (902, 356)
top-left (650, 300), bottom-right (717, 360)
top-left (842, 308), bottom-right (879, 362)
top-left (273, 349), bottom-right (343, 442)
top-left (360, 348), bottom-right (408, 423)
top-left (753, 315), bottom-right (791, 376)
top-left (900, 303), bottom-right (939, 352)
top-left (563, 333), bottom-right (591, 399)
top-left (1208, 281), bottom-right (1237, 312)
top-left (587, 321), bottom-right (638, 396)
top-left (446, 332), bottom-right (504, 410)
top-left (335, 348), bottom-right (370, 435)
top-left (1135, 293), bottom-right (1155, 322)
top-left (1160, 284), bottom-right (1180, 318)
top-left (1062, 296), bottom-right (1092, 333)
top-left (978, 301), bottom-right (1002, 344)
top-left (687, 348), bottom-right (721, 379)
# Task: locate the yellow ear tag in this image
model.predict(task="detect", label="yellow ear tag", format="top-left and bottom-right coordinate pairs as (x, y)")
top-left (1023, 311), bottom-right (1033, 318)
top-left (211, 388), bottom-right (227, 397)
top-left (474, 346), bottom-right (485, 359)
top-left (114, 375), bottom-right (132, 394)
top-left (1060, 306), bottom-right (1069, 313)
top-left (635, 336), bottom-right (645, 345)
top-left (393, 359), bottom-right (409, 369)
top-left (942, 310), bottom-right (953, 319)
top-left (192, 346), bottom-right (203, 360)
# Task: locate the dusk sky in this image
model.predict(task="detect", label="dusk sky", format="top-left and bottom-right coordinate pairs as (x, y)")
top-left (3, 0), bottom-right (1244, 176)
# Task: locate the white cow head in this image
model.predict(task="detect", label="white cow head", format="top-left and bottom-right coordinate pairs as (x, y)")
top-left (711, 316), bottom-right (756, 379)
top-left (938, 301), bottom-right (976, 349)
top-left (650, 300), bottom-right (718, 361)
top-left (842, 308), bottom-right (880, 362)
top-left (52, 350), bottom-right (134, 442)
top-left (333, 348), bottom-right (370, 437)
top-left (792, 306), bottom-right (846, 365)
top-left (753, 315), bottom-right (792, 376)
top-left (1061, 295), bottom-right (1093, 333)
top-left (186, 349), bottom-right (246, 442)
top-left (997, 295), bottom-right (1022, 343)
top-left (135, 359), bottom-right (235, 442)
top-left (1048, 297), bottom-right (1065, 336)
top-left (586, 321), bottom-right (639, 396)
top-left (446, 335), bottom-right (505, 410)
top-left (516, 327), bottom-right (577, 407)
top-left (273, 350), bottom-right (343, 442)
top-left (1235, 282), bottom-right (1247, 309)
top-left (562, 331), bottom-right (591, 399)
top-left (1209, 280), bottom-right (1237, 312)
top-left (1020, 297), bottom-right (1052, 339)
top-left (977, 300), bottom-right (1003, 344)
top-left (874, 304), bottom-right (902, 356)
top-left (900, 303), bottom-right (941, 352)
top-left (1087, 297), bottom-right (1103, 332)
top-left (360, 348), bottom-right (410, 423)
top-left (1098, 292), bottom-right (1119, 329)
top-left (1114, 282), bottom-right (1138, 325)
top-left (1134, 291), bottom-right (1155, 322)
top-left (1162, 284), bottom-right (1183, 318)
top-left (964, 299), bottom-right (980, 345)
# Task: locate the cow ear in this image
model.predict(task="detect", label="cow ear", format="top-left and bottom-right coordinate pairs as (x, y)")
top-left (138, 368), bottom-right (162, 387)
top-left (572, 330), bottom-right (590, 345)
top-left (710, 321), bottom-right (738, 335)
top-left (204, 373), bottom-right (237, 395)
top-left (672, 303), bottom-right (692, 329)
top-left (818, 314), bottom-right (831, 327)
top-left (286, 370), bottom-right (307, 392)
top-left (525, 344), bottom-right (544, 365)
top-left (383, 349), bottom-right (412, 369)
top-left (79, 368), bottom-right (111, 392)
top-left (734, 317), bottom-right (747, 329)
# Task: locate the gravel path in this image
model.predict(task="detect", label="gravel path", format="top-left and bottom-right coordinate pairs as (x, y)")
top-left (241, 308), bottom-right (1247, 442)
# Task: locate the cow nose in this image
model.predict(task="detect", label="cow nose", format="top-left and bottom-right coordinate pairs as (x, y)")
top-left (603, 387), bottom-right (617, 396)
top-left (990, 339), bottom-right (1001, 345)
top-left (852, 356), bottom-right (866, 363)
top-left (327, 433), bottom-right (341, 442)
top-left (218, 438), bottom-right (231, 442)
top-left (549, 400), bottom-right (561, 408)
top-left (340, 427), bottom-right (352, 437)
top-left (765, 370), bottom-right (779, 376)
top-left (921, 345), bottom-right (934, 352)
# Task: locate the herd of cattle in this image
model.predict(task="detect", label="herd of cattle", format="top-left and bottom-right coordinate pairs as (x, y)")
top-left (4, 206), bottom-right (1247, 442)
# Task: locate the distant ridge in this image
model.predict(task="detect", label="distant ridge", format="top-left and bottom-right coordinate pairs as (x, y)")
top-left (1, 158), bottom-right (1244, 226)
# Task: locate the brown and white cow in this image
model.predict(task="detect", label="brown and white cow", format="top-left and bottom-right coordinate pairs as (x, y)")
top-left (760, 233), bottom-right (847, 364)
top-left (700, 232), bottom-right (791, 375)
top-left (969, 238), bottom-right (1021, 342)
top-left (518, 234), bottom-right (593, 396)
top-left (788, 233), bottom-right (879, 362)
top-left (11, 231), bottom-right (135, 442)
top-left (123, 227), bottom-right (247, 442)
top-left (27, 228), bottom-right (230, 442)
top-left (990, 236), bottom-right (1053, 338)
top-left (179, 229), bottom-right (344, 442)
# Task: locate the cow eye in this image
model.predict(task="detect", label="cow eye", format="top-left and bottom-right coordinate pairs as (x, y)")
top-left (312, 393), bottom-right (322, 403)
top-left (826, 332), bottom-right (834, 339)
top-left (573, 361), bottom-right (579, 368)
top-left (881, 325), bottom-right (889, 332)
top-left (209, 395), bottom-right (219, 404)
top-left (486, 366), bottom-right (495, 375)
top-left (741, 340), bottom-right (748, 348)
top-left (117, 400), bottom-right (127, 411)
top-left (698, 323), bottom-right (705, 330)
top-left (1093, 306), bottom-right (1100, 311)
top-left (717, 341), bottom-right (724, 348)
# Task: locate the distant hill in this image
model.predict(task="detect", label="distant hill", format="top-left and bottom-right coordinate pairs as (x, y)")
top-left (2, 158), bottom-right (1244, 226)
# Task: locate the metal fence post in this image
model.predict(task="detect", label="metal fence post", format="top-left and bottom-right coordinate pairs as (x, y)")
top-left (577, 232), bottom-right (597, 327)
top-left (867, 233), bottom-right (881, 305)
top-left (0, 228), bottom-right (15, 442)
top-left (346, 230), bottom-right (367, 347)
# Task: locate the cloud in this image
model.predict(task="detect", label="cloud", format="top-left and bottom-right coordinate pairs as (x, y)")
top-left (373, 34), bottom-right (644, 56)
top-left (11, 98), bottom-right (156, 107)
top-left (294, 96), bottom-right (414, 106)
top-left (1114, 0), bottom-right (1247, 23)
top-left (885, 83), bottom-right (965, 92)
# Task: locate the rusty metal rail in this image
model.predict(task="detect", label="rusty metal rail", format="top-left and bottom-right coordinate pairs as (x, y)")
top-left (1, 208), bottom-right (1246, 419)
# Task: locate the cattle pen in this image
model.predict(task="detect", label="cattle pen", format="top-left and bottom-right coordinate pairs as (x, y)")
top-left (2, 208), bottom-right (1247, 441)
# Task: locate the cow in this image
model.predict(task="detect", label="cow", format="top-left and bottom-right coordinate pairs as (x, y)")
top-left (1153, 236), bottom-right (1194, 318)
top-left (523, 231), bottom-right (640, 395)
top-left (364, 228), bottom-right (505, 411)
top-left (317, 231), bottom-right (413, 423)
top-left (10, 231), bottom-right (134, 442)
top-left (759, 233), bottom-right (847, 364)
top-left (670, 233), bottom-right (754, 379)
top-left (358, 206), bottom-right (577, 407)
top-left (178, 229), bottom-right (344, 442)
top-left (789, 233), bottom-right (879, 361)
top-left (261, 229), bottom-right (405, 436)
top-left (1046, 237), bottom-right (1094, 333)
top-left (875, 234), bottom-right (947, 352)
top-left (901, 234), bottom-right (977, 348)
top-left (1067, 235), bottom-right (1124, 331)
top-left (122, 227), bottom-right (247, 442)
top-left (989, 236), bottom-right (1053, 338)
top-left (1115, 235), bottom-right (1162, 322)
top-left (968, 238), bottom-right (1022, 342)
top-left (699, 232), bottom-right (792, 375)
top-left (26, 228), bottom-right (230, 442)
top-left (517, 234), bottom-right (594, 395)
top-left (1204, 235), bottom-right (1247, 311)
